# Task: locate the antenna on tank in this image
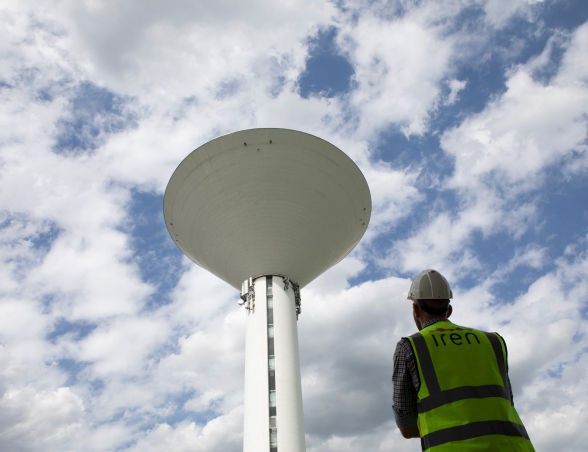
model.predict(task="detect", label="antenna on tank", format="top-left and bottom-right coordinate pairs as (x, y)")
top-left (164, 128), bottom-right (371, 452)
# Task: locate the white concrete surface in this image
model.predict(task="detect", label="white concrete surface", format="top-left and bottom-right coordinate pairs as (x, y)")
top-left (243, 276), bottom-right (305, 452)
top-left (163, 128), bottom-right (371, 289)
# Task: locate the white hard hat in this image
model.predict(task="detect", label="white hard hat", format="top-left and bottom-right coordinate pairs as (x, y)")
top-left (407, 269), bottom-right (453, 300)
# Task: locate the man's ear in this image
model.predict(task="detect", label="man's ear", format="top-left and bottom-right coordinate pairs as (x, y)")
top-left (413, 302), bottom-right (420, 316)
top-left (446, 304), bottom-right (453, 318)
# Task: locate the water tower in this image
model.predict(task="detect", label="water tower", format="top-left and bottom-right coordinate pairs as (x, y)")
top-left (163, 128), bottom-right (371, 452)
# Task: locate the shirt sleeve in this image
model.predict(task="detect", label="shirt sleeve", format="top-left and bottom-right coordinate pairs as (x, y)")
top-left (392, 338), bottom-right (419, 428)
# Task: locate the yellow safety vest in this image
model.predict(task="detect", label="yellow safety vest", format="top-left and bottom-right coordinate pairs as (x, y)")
top-left (406, 321), bottom-right (534, 451)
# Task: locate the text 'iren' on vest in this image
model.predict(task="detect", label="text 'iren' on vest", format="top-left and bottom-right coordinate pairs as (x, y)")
top-left (431, 331), bottom-right (481, 347)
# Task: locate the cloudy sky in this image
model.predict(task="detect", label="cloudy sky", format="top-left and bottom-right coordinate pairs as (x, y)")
top-left (1, 0), bottom-right (587, 451)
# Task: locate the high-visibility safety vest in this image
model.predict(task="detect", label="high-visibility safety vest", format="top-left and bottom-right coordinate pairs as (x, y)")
top-left (406, 321), bottom-right (534, 451)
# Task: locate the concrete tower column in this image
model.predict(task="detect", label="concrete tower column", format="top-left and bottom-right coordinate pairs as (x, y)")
top-left (242, 276), bottom-right (305, 452)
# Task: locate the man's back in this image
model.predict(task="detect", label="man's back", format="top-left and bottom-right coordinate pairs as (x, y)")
top-left (405, 320), bottom-right (533, 451)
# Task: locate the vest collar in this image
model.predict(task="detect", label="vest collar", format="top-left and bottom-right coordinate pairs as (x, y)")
top-left (420, 318), bottom-right (452, 332)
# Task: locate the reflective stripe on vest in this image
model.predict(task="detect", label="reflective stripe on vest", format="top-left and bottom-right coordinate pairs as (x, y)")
top-left (421, 419), bottom-right (530, 450)
top-left (407, 322), bottom-right (534, 451)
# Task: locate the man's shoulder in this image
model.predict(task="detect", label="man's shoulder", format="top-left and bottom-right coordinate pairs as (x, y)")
top-left (395, 335), bottom-right (415, 346)
top-left (394, 336), bottom-right (415, 357)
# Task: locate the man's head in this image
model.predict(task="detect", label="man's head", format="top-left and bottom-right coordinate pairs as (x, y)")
top-left (407, 269), bottom-right (453, 330)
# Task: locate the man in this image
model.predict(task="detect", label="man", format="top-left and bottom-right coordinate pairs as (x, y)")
top-left (392, 269), bottom-right (534, 451)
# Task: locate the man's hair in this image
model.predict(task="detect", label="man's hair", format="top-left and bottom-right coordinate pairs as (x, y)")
top-left (416, 299), bottom-right (450, 316)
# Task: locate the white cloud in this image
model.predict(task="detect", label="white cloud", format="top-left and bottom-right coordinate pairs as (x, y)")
top-left (28, 230), bottom-right (153, 321)
top-left (300, 276), bottom-right (413, 440)
top-left (74, 316), bottom-right (169, 377)
top-left (363, 162), bottom-right (422, 238)
top-left (445, 79), bottom-right (467, 105)
top-left (386, 189), bottom-right (538, 278)
top-left (442, 23), bottom-right (588, 192)
top-left (164, 263), bottom-right (237, 328)
top-left (483, 0), bottom-right (545, 28)
top-left (307, 421), bottom-right (415, 452)
top-left (339, 12), bottom-right (455, 136)
top-left (389, 21), bottom-right (588, 277)
top-left (125, 409), bottom-right (242, 452)
top-left (0, 383), bottom-right (134, 452)
top-left (0, 387), bottom-right (84, 452)
top-left (524, 356), bottom-right (588, 451)
top-left (153, 306), bottom-right (245, 409)
top-left (443, 68), bottom-right (588, 190)
top-left (554, 20), bottom-right (588, 86)
top-left (494, 245), bottom-right (547, 277)
top-left (53, 0), bottom-right (336, 100)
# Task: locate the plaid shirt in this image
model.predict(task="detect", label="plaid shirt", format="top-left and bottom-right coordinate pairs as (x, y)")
top-left (392, 319), bottom-right (514, 429)
top-left (392, 318), bottom-right (444, 428)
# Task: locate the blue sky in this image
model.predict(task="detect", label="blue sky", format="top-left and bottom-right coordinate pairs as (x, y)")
top-left (1, 1), bottom-right (587, 451)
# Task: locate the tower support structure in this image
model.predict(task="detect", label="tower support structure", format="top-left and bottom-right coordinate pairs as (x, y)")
top-left (163, 128), bottom-right (371, 451)
top-left (241, 275), bottom-right (305, 452)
